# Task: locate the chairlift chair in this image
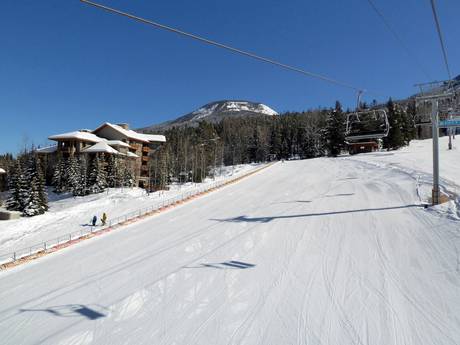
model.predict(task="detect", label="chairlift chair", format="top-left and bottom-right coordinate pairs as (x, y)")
top-left (345, 109), bottom-right (390, 142)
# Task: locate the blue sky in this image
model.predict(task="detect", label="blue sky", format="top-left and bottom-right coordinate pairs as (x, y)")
top-left (1, 0), bottom-right (459, 154)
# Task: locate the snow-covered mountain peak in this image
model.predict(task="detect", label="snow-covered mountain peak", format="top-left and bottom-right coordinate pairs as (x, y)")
top-left (190, 100), bottom-right (278, 121)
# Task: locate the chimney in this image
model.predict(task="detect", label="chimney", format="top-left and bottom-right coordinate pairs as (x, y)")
top-left (117, 123), bottom-right (129, 130)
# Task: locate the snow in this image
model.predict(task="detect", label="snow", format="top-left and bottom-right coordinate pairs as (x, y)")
top-left (125, 151), bottom-right (139, 158)
top-left (0, 138), bottom-right (459, 344)
top-left (192, 104), bottom-right (219, 120)
top-left (191, 101), bottom-right (278, 120)
top-left (48, 131), bottom-right (104, 143)
top-left (104, 140), bottom-right (130, 148)
top-left (36, 145), bottom-right (57, 154)
top-left (81, 142), bottom-right (121, 155)
top-left (94, 123), bottom-right (166, 143)
top-left (0, 164), bottom-right (263, 258)
top-left (257, 103), bottom-right (278, 116)
top-left (344, 136), bottom-right (460, 218)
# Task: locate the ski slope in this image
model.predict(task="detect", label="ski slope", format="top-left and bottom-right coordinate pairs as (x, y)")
top-left (0, 149), bottom-right (459, 344)
top-left (0, 164), bottom-right (261, 257)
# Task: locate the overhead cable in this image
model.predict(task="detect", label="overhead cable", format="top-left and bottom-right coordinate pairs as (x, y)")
top-left (80, 0), bottom-right (380, 96)
top-left (365, 0), bottom-right (431, 80)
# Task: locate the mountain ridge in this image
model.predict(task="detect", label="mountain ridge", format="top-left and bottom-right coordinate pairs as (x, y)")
top-left (140, 100), bottom-right (278, 132)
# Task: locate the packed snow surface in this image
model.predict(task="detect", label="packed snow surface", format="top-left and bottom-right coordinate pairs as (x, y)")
top-left (0, 138), bottom-right (460, 344)
top-left (0, 164), bottom-right (262, 257)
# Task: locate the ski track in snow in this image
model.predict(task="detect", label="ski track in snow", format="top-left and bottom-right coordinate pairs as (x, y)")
top-left (0, 147), bottom-right (460, 344)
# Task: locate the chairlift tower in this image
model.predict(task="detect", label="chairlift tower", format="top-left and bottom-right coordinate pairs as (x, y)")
top-left (414, 80), bottom-right (459, 204)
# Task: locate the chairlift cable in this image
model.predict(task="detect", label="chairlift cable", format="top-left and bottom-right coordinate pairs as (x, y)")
top-left (80, 0), bottom-right (382, 96)
top-left (365, 0), bottom-right (432, 80)
top-left (429, 0), bottom-right (452, 85)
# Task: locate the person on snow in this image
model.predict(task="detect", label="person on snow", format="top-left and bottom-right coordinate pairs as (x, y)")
top-left (91, 215), bottom-right (97, 227)
top-left (101, 212), bottom-right (107, 226)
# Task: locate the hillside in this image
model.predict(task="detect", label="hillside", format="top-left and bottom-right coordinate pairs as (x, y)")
top-left (1, 138), bottom-right (459, 344)
top-left (141, 100), bottom-right (278, 132)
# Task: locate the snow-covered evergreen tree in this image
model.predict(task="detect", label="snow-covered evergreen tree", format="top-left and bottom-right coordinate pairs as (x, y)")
top-left (6, 160), bottom-right (28, 211)
top-left (106, 154), bottom-right (122, 188)
top-left (23, 155), bottom-right (48, 216)
top-left (73, 156), bottom-right (88, 196)
top-left (383, 99), bottom-right (405, 150)
top-left (67, 155), bottom-right (80, 196)
top-left (35, 156), bottom-right (48, 212)
top-left (52, 156), bottom-right (68, 194)
top-left (122, 162), bottom-right (135, 187)
top-left (87, 154), bottom-right (107, 193)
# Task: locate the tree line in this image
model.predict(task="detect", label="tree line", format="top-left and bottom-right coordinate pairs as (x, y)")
top-left (146, 99), bottom-right (418, 185)
top-left (1, 98), bottom-right (419, 217)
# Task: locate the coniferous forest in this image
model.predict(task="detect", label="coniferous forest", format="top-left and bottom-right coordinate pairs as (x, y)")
top-left (146, 99), bottom-right (419, 187)
top-left (0, 99), bottom-right (421, 217)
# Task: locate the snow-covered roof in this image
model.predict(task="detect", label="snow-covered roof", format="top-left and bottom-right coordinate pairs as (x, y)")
top-left (36, 145), bottom-right (58, 154)
top-left (81, 142), bottom-right (121, 155)
top-left (140, 133), bottom-right (167, 143)
top-left (0, 168), bottom-right (6, 174)
top-left (104, 140), bottom-right (130, 148)
top-left (49, 131), bottom-right (105, 143)
top-left (94, 123), bottom-right (166, 143)
top-left (126, 151), bottom-right (139, 158)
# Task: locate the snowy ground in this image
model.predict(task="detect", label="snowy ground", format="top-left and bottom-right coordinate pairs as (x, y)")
top-left (345, 136), bottom-right (460, 220)
top-left (0, 164), bottom-right (263, 257)
top-left (0, 138), bottom-right (459, 344)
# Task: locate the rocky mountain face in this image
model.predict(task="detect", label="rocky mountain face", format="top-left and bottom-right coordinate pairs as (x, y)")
top-left (140, 100), bottom-right (278, 132)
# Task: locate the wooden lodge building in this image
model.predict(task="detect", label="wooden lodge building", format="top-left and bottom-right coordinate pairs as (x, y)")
top-left (38, 123), bottom-right (166, 188)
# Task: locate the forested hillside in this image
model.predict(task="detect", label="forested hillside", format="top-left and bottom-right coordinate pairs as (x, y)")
top-left (146, 99), bottom-right (419, 188)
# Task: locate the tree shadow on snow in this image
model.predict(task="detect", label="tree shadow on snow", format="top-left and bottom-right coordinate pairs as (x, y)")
top-left (211, 204), bottom-right (422, 224)
top-left (19, 304), bottom-right (107, 320)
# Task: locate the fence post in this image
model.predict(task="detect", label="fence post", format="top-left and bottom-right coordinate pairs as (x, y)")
top-left (13, 252), bottom-right (16, 261)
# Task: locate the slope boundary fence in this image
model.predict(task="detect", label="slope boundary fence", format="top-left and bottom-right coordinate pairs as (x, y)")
top-left (0, 162), bottom-right (275, 269)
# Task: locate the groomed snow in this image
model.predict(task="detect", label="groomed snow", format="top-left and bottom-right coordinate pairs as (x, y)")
top-left (0, 164), bottom-right (263, 257)
top-left (0, 138), bottom-right (459, 344)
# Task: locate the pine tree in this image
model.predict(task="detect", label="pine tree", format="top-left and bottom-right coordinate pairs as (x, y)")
top-left (122, 163), bottom-right (135, 187)
top-left (52, 156), bottom-right (68, 194)
top-left (383, 99), bottom-right (405, 150)
top-left (36, 156), bottom-right (48, 211)
top-left (23, 155), bottom-right (48, 216)
top-left (67, 155), bottom-right (80, 196)
top-left (106, 154), bottom-right (122, 188)
top-left (324, 101), bottom-right (346, 157)
top-left (87, 154), bottom-right (107, 193)
top-left (73, 156), bottom-right (88, 196)
top-left (403, 101), bottom-right (417, 145)
top-left (6, 160), bottom-right (26, 211)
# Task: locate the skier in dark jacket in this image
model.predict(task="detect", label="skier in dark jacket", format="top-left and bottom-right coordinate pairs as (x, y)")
top-left (91, 215), bottom-right (97, 226)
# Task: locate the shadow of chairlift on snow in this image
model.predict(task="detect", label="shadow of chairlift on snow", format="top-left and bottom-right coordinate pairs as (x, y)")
top-left (272, 200), bottom-right (312, 205)
top-left (324, 193), bottom-right (355, 198)
top-left (211, 204), bottom-right (423, 224)
top-left (186, 260), bottom-right (256, 270)
top-left (19, 304), bottom-right (106, 320)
